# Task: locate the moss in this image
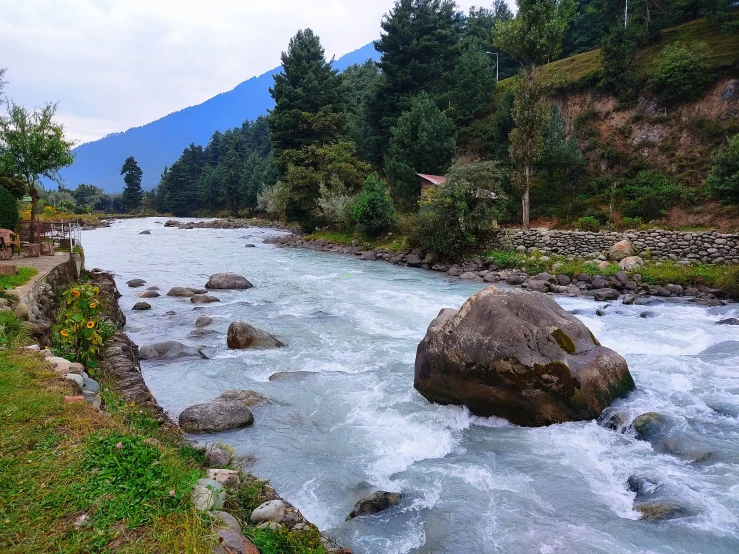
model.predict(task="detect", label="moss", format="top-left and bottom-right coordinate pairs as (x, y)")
top-left (589, 330), bottom-right (601, 346)
top-left (551, 328), bottom-right (576, 354)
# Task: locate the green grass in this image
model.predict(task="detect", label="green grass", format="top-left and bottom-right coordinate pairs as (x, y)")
top-left (0, 311), bottom-right (30, 348)
top-left (0, 267), bottom-right (38, 291)
top-left (305, 230), bottom-right (408, 252)
top-left (484, 249), bottom-right (739, 294)
top-left (495, 17), bottom-right (739, 98)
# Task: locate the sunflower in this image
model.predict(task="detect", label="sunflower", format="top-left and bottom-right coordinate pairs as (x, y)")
top-left (93, 287), bottom-right (100, 294)
top-left (71, 289), bottom-right (80, 297)
top-left (86, 321), bottom-right (95, 329)
top-left (89, 302), bottom-right (98, 309)
top-left (60, 330), bottom-right (69, 337)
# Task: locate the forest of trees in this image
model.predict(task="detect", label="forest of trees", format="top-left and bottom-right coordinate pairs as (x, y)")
top-left (149, 0), bottom-right (736, 250)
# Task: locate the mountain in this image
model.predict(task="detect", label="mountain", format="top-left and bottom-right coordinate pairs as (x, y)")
top-left (59, 42), bottom-right (379, 193)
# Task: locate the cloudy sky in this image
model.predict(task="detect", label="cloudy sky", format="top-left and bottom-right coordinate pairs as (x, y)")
top-left (1, 0), bottom-right (512, 145)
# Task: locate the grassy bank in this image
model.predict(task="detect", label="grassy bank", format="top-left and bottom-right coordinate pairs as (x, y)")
top-left (304, 230), bottom-right (408, 252)
top-left (0, 267), bottom-right (38, 293)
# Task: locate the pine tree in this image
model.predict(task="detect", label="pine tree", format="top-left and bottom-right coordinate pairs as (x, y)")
top-left (221, 148), bottom-right (241, 217)
top-left (447, 41), bottom-right (496, 126)
top-left (120, 156), bottom-right (144, 212)
top-left (385, 93), bottom-right (457, 209)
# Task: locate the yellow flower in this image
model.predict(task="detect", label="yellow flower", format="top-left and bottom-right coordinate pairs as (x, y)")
top-left (60, 330), bottom-right (69, 337)
top-left (86, 321), bottom-right (95, 329)
top-left (93, 287), bottom-right (100, 294)
top-left (89, 302), bottom-right (98, 309)
top-left (71, 289), bottom-right (80, 297)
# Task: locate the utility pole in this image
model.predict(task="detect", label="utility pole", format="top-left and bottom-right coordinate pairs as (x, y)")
top-left (625, 0), bottom-right (628, 27)
top-left (486, 52), bottom-right (499, 82)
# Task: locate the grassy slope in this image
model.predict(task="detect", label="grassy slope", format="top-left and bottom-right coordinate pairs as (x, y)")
top-left (0, 267), bottom-right (38, 293)
top-left (496, 17), bottom-right (739, 95)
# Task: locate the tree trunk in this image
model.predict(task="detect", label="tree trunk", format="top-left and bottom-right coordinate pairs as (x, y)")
top-left (29, 183), bottom-right (39, 222)
top-left (522, 164), bottom-right (531, 230)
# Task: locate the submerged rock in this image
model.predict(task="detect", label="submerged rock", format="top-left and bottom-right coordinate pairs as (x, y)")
top-left (167, 286), bottom-right (197, 297)
top-left (346, 491), bottom-right (402, 521)
top-left (268, 371), bottom-right (317, 382)
top-left (191, 294), bottom-right (220, 304)
top-left (227, 321), bottom-right (284, 349)
top-left (631, 412), bottom-right (715, 462)
top-left (126, 278), bottom-right (146, 288)
top-left (132, 302), bottom-right (151, 311)
top-left (216, 389), bottom-right (271, 407)
top-left (717, 318), bottom-right (739, 326)
top-left (634, 501), bottom-right (689, 521)
top-left (195, 315), bottom-right (213, 328)
top-left (139, 341), bottom-right (205, 360)
top-left (137, 290), bottom-right (160, 298)
top-left (206, 273), bottom-right (253, 290)
top-left (414, 287), bottom-right (635, 427)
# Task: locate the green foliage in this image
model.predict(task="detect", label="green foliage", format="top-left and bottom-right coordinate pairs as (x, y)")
top-left (317, 178), bottom-right (356, 231)
top-left (352, 173), bottom-right (397, 238)
top-left (405, 161), bottom-right (506, 258)
top-left (575, 215), bottom-right (601, 231)
top-left (52, 283), bottom-right (114, 369)
top-left (620, 170), bottom-right (686, 220)
top-left (0, 311), bottom-right (28, 348)
top-left (244, 525), bottom-right (326, 554)
top-left (447, 41), bottom-right (496, 126)
top-left (0, 100), bottom-right (75, 220)
top-left (0, 185), bottom-right (19, 230)
top-left (385, 93), bottom-right (457, 208)
top-left (706, 133), bottom-right (739, 202)
top-left (342, 61), bottom-right (383, 163)
top-left (120, 156), bottom-right (144, 212)
top-left (493, 0), bottom-right (575, 67)
top-left (490, 89), bottom-right (516, 161)
top-left (649, 41), bottom-right (714, 104)
top-left (599, 23), bottom-right (642, 97)
top-left (486, 249), bottom-right (521, 269)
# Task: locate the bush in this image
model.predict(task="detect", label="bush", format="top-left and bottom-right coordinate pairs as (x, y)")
top-left (616, 216), bottom-right (645, 230)
top-left (649, 42), bottom-right (714, 104)
top-left (706, 134), bottom-right (739, 202)
top-left (575, 216), bottom-right (601, 231)
top-left (0, 186), bottom-right (19, 231)
top-left (620, 171), bottom-right (686, 220)
top-left (352, 173), bottom-right (396, 238)
top-left (317, 177), bottom-right (355, 231)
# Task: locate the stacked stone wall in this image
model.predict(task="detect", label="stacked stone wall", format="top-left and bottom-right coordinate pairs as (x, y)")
top-left (489, 229), bottom-right (739, 264)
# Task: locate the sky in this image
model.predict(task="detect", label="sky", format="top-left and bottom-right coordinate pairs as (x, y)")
top-left (1, 0), bottom-right (513, 145)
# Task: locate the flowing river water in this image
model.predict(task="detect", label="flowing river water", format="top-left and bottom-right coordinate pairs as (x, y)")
top-left (83, 217), bottom-right (739, 554)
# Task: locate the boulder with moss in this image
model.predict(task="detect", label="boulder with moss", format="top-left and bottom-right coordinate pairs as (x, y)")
top-left (414, 287), bottom-right (635, 427)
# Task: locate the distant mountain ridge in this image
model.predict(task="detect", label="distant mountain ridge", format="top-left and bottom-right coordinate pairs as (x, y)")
top-left (60, 43), bottom-right (379, 193)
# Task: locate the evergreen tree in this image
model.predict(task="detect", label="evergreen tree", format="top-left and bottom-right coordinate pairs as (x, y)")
top-left (447, 41), bottom-right (496, 126)
top-left (370, 0), bottom-right (463, 163)
top-left (385, 93), bottom-right (457, 208)
top-left (222, 148), bottom-right (241, 217)
top-left (706, 133), bottom-right (739, 202)
top-left (120, 156), bottom-right (144, 212)
top-left (342, 61), bottom-right (383, 163)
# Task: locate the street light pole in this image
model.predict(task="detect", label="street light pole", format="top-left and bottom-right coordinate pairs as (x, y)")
top-left (485, 52), bottom-right (499, 82)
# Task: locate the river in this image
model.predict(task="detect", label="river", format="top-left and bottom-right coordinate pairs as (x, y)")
top-left (83, 217), bottom-right (739, 554)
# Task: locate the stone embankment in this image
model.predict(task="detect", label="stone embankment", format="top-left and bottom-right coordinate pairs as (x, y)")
top-left (489, 229), bottom-right (739, 265)
top-left (263, 234), bottom-right (731, 304)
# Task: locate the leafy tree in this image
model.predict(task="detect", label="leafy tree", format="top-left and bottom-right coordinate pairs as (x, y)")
top-left (491, 90), bottom-right (516, 162)
top-left (706, 133), bottom-right (739, 202)
top-left (649, 41), bottom-right (714, 105)
top-left (0, 101), bottom-right (75, 220)
top-left (464, 2), bottom-right (519, 80)
top-left (494, 0), bottom-right (574, 229)
top-left (385, 93), bottom-right (457, 209)
top-left (221, 148), bottom-right (241, 217)
top-left (405, 161), bottom-right (507, 258)
top-left (370, 0), bottom-right (463, 162)
top-left (599, 23), bottom-right (642, 96)
top-left (0, 185), bottom-right (19, 231)
top-left (447, 41), bottom-right (496, 126)
top-left (120, 156), bottom-right (144, 212)
top-left (352, 173), bottom-right (397, 238)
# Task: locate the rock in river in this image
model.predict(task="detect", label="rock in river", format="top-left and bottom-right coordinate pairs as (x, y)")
top-left (346, 491), bottom-right (402, 521)
top-left (139, 341), bottom-right (206, 360)
top-left (191, 294), bottom-right (220, 304)
top-left (227, 321), bottom-right (284, 349)
top-left (179, 398), bottom-right (254, 433)
top-left (413, 287), bottom-right (635, 427)
top-left (132, 302), bottom-right (151, 311)
top-left (205, 273), bottom-right (253, 290)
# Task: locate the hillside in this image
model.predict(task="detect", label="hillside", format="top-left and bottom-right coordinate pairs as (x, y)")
top-left (59, 43), bottom-right (378, 193)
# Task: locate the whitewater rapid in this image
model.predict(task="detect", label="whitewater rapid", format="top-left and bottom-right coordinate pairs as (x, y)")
top-left (83, 218), bottom-right (739, 554)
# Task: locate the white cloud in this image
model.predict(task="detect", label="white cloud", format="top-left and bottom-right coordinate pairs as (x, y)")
top-left (0, 0), bottom-right (513, 143)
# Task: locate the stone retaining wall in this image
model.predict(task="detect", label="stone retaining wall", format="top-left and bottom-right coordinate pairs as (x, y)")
top-left (489, 229), bottom-right (739, 264)
top-left (20, 253), bottom-right (83, 347)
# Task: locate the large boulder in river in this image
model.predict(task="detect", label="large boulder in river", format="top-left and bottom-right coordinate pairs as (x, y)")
top-left (414, 287), bottom-right (635, 427)
top-left (167, 286), bottom-right (197, 297)
top-left (346, 491), bottom-right (402, 521)
top-left (179, 400), bottom-right (254, 433)
top-left (227, 321), bottom-right (284, 349)
top-left (139, 341), bottom-right (206, 360)
top-left (205, 273), bottom-right (253, 290)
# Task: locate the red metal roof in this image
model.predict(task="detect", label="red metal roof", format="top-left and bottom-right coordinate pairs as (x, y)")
top-left (417, 173), bottom-right (447, 185)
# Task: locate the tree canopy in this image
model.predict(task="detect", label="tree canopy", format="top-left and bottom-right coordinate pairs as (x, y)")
top-left (121, 156), bottom-right (144, 212)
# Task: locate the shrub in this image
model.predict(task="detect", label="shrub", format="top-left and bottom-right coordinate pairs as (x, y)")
top-left (621, 171), bottom-right (686, 220)
top-left (0, 186), bottom-right (19, 231)
top-left (0, 312), bottom-right (28, 348)
top-left (649, 42), bottom-right (714, 104)
top-left (616, 216), bottom-right (645, 230)
top-left (352, 173), bottom-right (396, 238)
top-left (317, 177), bottom-right (355, 231)
top-left (52, 283), bottom-right (115, 369)
top-left (706, 134), bottom-right (739, 202)
top-left (575, 216), bottom-right (601, 231)
top-left (487, 250), bottom-right (523, 269)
